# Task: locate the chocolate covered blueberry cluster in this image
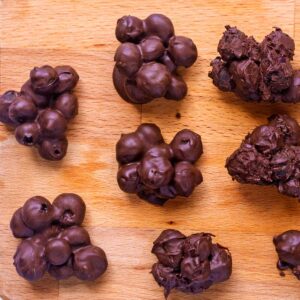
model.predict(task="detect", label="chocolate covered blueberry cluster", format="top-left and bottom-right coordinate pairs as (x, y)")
top-left (0, 65), bottom-right (79, 160)
top-left (151, 229), bottom-right (232, 298)
top-left (209, 26), bottom-right (300, 103)
top-left (273, 230), bottom-right (300, 279)
top-left (116, 123), bottom-right (203, 205)
top-left (113, 14), bottom-right (197, 104)
top-left (10, 194), bottom-right (108, 281)
top-left (226, 114), bottom-right (300, 199)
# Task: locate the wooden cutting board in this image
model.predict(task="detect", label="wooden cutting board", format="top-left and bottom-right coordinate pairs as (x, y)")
top-left (1, 0), bottom-right (300, 299)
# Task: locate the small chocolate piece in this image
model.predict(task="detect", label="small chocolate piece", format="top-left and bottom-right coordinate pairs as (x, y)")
top-left (151, 229), bottom-right (232, 297)
top-left (73, 245), bottom-right (108, 281)
top-left (10, 194), bottom-right (108, 282)
top-left (0, 65), bottom-right (79, 160)
top-left (226, 114), bottom-right (300, 199)
top-left (273, 230), bottom-right (300, 279)
top-left (209, 26), bottom-right (300, 103)
top-left (53, 193), bottom-right (86, 226)
top-left (116, 124), bottom-right (203, 205)
top-left (21, 196), bottom-right (54, 231)
top-left (113, 13), bottom-right (197, 104)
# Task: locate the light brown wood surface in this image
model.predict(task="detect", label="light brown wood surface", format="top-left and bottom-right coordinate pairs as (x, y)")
top-left (1, 0), bottom-right (300, 299)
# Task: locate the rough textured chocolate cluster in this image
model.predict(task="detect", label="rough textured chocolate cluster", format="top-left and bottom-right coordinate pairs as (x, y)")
top-left (151, 229), bottom-right (232, 298)
top-left (226, 114), bottom-right (300, 199)
top-left (113, 14), bottom-right (197, 104)
top-left (116, 123), bottom-right (203, 205)
top-left (209, 26), bottom-right (300, 103)
top-left (273, 230), bottom-right (300, 279)
top-left (10, 194), bottom-right (108, 281)
top-left (0, 65), bottom-right (79, 160)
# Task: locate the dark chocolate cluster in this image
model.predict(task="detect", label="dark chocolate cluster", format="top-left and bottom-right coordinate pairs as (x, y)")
top-left (0, 65), bottom-right (79, 160)
top-left (151, 229), bottom-right (232, 298)
top-left (226, 114), bottom-right (300, 199)
top-left (116, 123), bottom-right (203, 205)
top-left (209, 26), bottom-right (300, 103)
top-left (113, 14), bottom-right (197, 104)
top-left (10, 194), bottom-right (108, 281)
top-left (273, 230), bottom-right (300, 279)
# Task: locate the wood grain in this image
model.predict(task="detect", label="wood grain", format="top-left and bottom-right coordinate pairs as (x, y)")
top-left (1, 0), bottom-right (300, 299)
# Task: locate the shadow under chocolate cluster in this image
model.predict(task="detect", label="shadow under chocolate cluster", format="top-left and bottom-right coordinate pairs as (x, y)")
top-left (273, 230), bottom-right (300, 279)
top-left (0, 65), bottom-right (79, 160)
top-left (209, 26), bottom-right (300, 103)
top-left (151, 229), bottom-right (232, 298)
top-left (226, 114), bottom-right (300, 199)
top-left (10, 193), bottom-right (108, 281)
top-left (116, 123), bottom-right (203, 205)
top-left (113, 14), bottom-right (197, 104)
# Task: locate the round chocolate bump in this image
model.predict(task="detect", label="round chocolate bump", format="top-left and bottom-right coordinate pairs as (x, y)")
top-left (73, 245), bottom-right (108, 281)
top-left (45, 238), bottom-right (72, 266)
top-left (53, 193), bottom-right (86, 226)
top-left (136, 62), bottom-right (171, 98)
top-left (30, 65), bottom-right (58, 94)
top-left (48, 258), bottom-right (74, 280)
top-left (117, 163), bottom-right (139, 193)
top-left (8, 96), bottom-right (38, 125)
top-left (159, 52), bottom-right (177, 73)
top-left (168, 36), bottom-right (198, 67)
top-left (54, 66), bottom-right (79, 94)
top-left (38, 109), bottom-right (67, 138)
top-left (140, 36), bottom-right (165, 62)
top-left (136, 123), bottom-right (164, 148)
top-left (138, 156), bottom-right (174, 189)
top-left (144, 14), bottom-right (174, 44)
top-left (53, 92), bottom-right (78, 120)
top-left (58, 226), bottom-right (91, 249)
top-left (0, 90), bottom-right (19, 126)
top-left (170, 129), bottom-right (203, 163)
top-left (183, 233), bottom-right (212, 259)
top-left (15, 122), bottom-right (40, 146)
top-left (21, 196), bottom-right (54, 231)
top-left (10, 207), bottom-right (34, 238)
top-left (21, 80), bottom-right (50, 108)
top-left (38, 137), bottom-right (68, 161)
top-left (165, 75), bottom-right (187, 100)
top-left (116, 132), bottom-right (143, 164)
top-left (114, 43), bottom-right (142, 77)
top-left (174, 161), bottom-right (203, 197)
top-left (13, 239), bottom-right (47, 281)
top-left (115, 15), bottom-right (144, 43)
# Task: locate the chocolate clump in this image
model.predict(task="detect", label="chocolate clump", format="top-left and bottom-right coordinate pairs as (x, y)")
top-left (113, 14), bottom-right (197, 104)
top-left (273, 230), bottom-right (300, 279)
top-left (151, 229), bottom-right (232, 298)
top-left (116, 124), bottom-right (203, 205)
top-left (0, 65), bottom-right (79, 160)
top-left (208, 26), bottom-right (300, 103)
top-left (226, 114), bottom-right (300, 199)
top-left (10, 193), bottom-right (108, 281)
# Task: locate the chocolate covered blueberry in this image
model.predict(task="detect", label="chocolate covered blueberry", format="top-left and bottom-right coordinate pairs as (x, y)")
top-left (116, 124), bottom-right (203, 205)
top-left (273, 230), bottom-right (300, 279)
top-left (0, 65), bottom-right (79, 160)
top-left (209, 26), bottom-right (300, 103)
top-left (226, 114), bottom-right (300, 199)
top-left (113, 13), bottom-right (197, 104)
top-left (151, 229), bottom-right (232, 298)
top-left (10, 194), bottom-right (108, 282)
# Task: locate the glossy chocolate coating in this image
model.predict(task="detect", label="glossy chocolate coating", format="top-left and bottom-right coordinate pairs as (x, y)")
top-left (113, 14), bottom-right (197, 104)
top-left (116, 123), bottom-right (203, 205)
top-left (0, 65), bottom-right (79, 160)
top-left (10, 194), bottom-right (108, 282)
top-left (151, 229), bottom-right (232, 297)
top-left (226, 114), bottom-right (300, 199)
top-left (209, 26), bottom-right (300, 103)
top-left (273, 230), bottom-right (300, 279)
